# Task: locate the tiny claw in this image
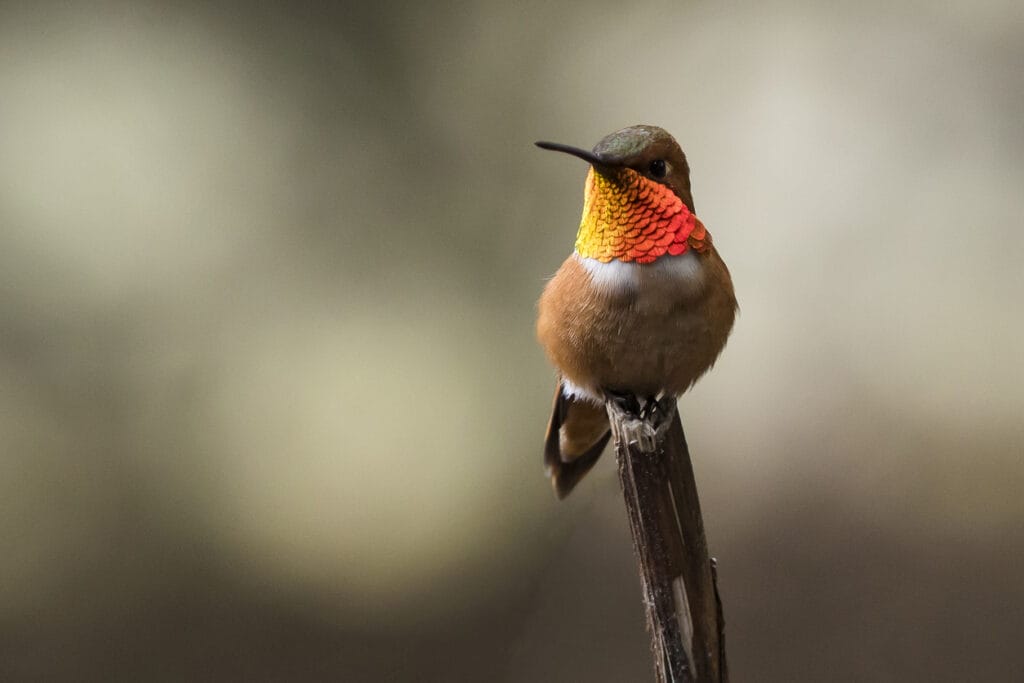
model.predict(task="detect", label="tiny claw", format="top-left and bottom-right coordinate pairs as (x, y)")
top-left (604, 388), bottom-right (642, 416)
top-left (647, 394), bottom-right (678, 436)
top-left (619, 415), bottom-right (658, 452)
top-left (604, 391), bottom-right (678, 454)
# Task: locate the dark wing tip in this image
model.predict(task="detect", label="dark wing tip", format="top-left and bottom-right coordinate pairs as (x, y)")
top-left (550, 430), bottom-right (611, 499)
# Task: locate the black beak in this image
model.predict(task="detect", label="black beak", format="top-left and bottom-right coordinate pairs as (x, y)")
top-left (535, 141), bottom-right (626, 172)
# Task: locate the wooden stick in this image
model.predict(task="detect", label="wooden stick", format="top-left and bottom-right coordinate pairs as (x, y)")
top-left (606, 398), bottom-right (728, 683)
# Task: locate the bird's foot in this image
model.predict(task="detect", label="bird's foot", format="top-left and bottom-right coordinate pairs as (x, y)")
top-left (604, 391), bottom-right (677, 454)
top-left (646, 394), bottom-right (678, 436)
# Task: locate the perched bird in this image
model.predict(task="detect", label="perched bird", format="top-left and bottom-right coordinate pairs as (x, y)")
top-left (535, 125), bottom-right (737, 498)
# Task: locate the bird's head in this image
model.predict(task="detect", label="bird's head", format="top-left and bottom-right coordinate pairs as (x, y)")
top-left (536, 125), bottom-right (708, 264)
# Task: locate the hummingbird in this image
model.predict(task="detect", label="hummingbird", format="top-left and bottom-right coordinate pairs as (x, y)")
top-left (535, 125), bottom-right (737, 498)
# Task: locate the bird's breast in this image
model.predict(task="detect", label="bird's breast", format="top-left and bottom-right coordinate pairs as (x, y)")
top-left (537, 249), bottom-right (736, 399)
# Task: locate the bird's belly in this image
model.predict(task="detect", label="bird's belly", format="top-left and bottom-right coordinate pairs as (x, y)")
top-left (537, 252), bottom-right (734, 400)
top-left (592, 306), bottom-right (707, 393)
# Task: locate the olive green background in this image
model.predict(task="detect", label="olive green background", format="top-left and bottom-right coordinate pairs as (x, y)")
top-left (2, 1), bottom-right (1022, 680)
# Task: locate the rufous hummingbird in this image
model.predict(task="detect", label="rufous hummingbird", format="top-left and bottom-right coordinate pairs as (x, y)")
top-left (535, 125), bottom-right (737, 498)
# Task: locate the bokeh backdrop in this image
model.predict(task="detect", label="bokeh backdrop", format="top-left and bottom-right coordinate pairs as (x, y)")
top-left (1, 1), bottom-right (1022, 681)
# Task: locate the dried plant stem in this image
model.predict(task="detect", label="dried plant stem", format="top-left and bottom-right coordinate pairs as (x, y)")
top-left (606, 398), bottom-right (728, 683)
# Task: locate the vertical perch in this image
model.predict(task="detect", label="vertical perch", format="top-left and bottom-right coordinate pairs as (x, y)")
top-left (606, 397), bottom-right (729, 683)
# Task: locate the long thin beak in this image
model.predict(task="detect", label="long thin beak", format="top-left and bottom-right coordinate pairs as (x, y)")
top-left (535, 141), bottom-right (614, 168)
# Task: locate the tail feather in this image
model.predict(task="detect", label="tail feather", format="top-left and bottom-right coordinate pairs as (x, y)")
top-left (544, 383), bottom-right (611, 498)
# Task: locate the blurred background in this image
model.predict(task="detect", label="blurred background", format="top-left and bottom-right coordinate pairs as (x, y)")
top-left (1, 0), bottom-right (1022, 680)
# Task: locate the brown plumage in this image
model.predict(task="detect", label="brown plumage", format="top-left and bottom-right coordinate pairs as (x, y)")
top-left (535, 126), bottom-right (737, 498)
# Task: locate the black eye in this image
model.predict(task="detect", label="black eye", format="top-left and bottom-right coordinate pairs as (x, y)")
top-left (648, 159), bottom-right (667, 178)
